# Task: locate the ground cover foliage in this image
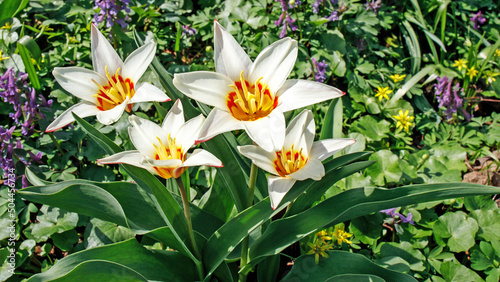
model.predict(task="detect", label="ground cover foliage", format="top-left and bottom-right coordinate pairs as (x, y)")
top-left (1, 0), bottom-right (500, 281)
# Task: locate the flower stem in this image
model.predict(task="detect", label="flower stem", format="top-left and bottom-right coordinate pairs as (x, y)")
top-left (175, 177), bottom-right (205, 280)
top-left (239, 162), bottom-right (259, 282)
top-left (48, 132), bottom-right (65, 156)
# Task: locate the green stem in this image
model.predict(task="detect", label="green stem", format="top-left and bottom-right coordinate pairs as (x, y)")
top-left (48, 132), bottom-right (65, 156)
top-left (239, 163), bottom-right (259, 282)
top-left (175, 177), bottom-right (205, 280)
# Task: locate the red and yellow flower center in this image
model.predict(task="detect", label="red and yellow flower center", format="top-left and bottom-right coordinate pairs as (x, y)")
top-left (92, 66), bottom-right (135, 112)
top-left (151, 135), bottom-right (186, 179)
top-left (273, 145), bottom-right (308, 177)
top-left (226, 71), bottom-right (278, 121)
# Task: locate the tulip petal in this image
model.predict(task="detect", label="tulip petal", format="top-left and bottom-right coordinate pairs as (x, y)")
top-left (121, 41), bottom-right (156, 83)
top-left (249, 38), bottom-right (297, 94)
top-left (288, 158), bottom-right (325, 181)
top-left (177, 149), bottom-right (223, 169)
top-left (173, 71), bottom-right (232, 110)
top-left (96, 97), bottom-right (129, 125)
top-left (309, 139), bottom-right (356, 162)
top-left (283, 110), bottom-right (315, 152)
top-left (197, 108), bottom-right (244, 143)
top-left (129, 115), bottom-right (167, 158)
top-left (141, 157), bottom-right (182, 168)
top-left (161, 99), bottom-right (185, 136)
top-left (242, 111), bottom-right (285, 152)
top-left (129, 82), bottom-right (170, 104)
top-left (276, 80), bottom-right (344, 113)
top-left (52, 67), bottom-right (104, 103)
top-left (176, 115), bottom-right (205, 151)
top-left (97, 151), bottom-right (155, 173)
top-left (268, 176), bottom-right (296, 210)
top-left (214, 21), bottom-right (252, 81)
top-left (45, 102), bottom-right (101, 132)
top-left (238, 145), bottom-right (278, 175)
top-left (91, 24), bottom-right (123, 76)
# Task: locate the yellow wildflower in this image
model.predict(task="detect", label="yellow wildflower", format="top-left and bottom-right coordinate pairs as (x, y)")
top-left (375, 86), bottom-right (392, 101)
top-left (0, 50), bottom-right (10, 62)
top-left (495, 49), bottom-right (500, 57)
top-left (1, 22), bottom-right (13, 30)
top-left (331, 224), bottom-right (353, 245)
top-left (316, 230), bottom-right (333, 243)
top-left (452, 59), bottom-right (468, 71)
top-left (386, 35), bottom-right (398, 48)
top-left (389, 74), bottom-right (406, 83)
top-left (393, 110), bottom-right (415, 133)
top-left (467, 66), bottom-right (479, 80)
top-left (307, 240), bottom-right (334, 264)
top-left (483, 70), bottom-right (500, 85)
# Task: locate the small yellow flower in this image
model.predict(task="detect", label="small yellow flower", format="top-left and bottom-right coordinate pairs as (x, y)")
top-left (386, 35), bottom-right (398, 48)
top-left (0, 50), bottom-right (10, 62)
top-left (495, 49), bottom-right (500, 57)
top-left (307, 240), bottom-right (334, 264)
top-left (389, 74), bottom-right (406, 83)
top-left (452, 59), bottom-right (468, 71)
top-left (467, 66), bottom-right (479, 80)
top-left (331, 224), bottom-right (353, 245)
top-left (375, 86), bottom-right (392, 101)
top-left (316, 230), bottom-right (333, 243)
top-left (1, 22), bottom-right (13, 30)
top-left (393, 110), bottom-right (415, 133)
top-left (483, 70), bottom-right (500, 85)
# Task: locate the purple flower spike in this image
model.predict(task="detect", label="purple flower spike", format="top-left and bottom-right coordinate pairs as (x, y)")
top-left (380, 208), bottom-right (397, 218)
top-left (93, 0), bottom-right (131, 30)
top-left (471, 11), bottom-right (486, 30)
top-left (365, 0), bottom-right (382, 13)
top-left (434, 76), bottom-right (469, 121)
top-left (311, 58), bottom-right (328, 83)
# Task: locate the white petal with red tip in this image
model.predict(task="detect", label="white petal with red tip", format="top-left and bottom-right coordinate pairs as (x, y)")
top-left (178, 149), bottom-right (223, 169)
top-left (176, 115), bottom-right (205, 151)
top-left (238, 145), bottom-right (278, 175)
top-left (91, 24), bottom-right (123, 76)
top-left (197, 108), bottom-right (244, 143)
top-left (310, 139), bottom-right (356, 162)
top-left (96, 97), bottom-right (130, 125)
top-left (288, 158), bottom-right (325, 181)
top-left (173, 71), bottom-right (232, 110)
top-left (276, 80), bottom-right (344, 113)
top-left (45, 102), bottom-right (101, 132)
top-left (213, 21), bottom-right (252, 81)
top-left (242, 111), bottom-right (285, 152)
top-left (97, 151), bottom-right (155, 173)
top-left (122, 41), bottom-right (156, 83)
top-left (128, 115), bottom-right (167, 157)
top-left (283, 110), bottom-right (315, 152)
top-left (268, 176), bottom-right (296, 210)
top-left (249, 38), bottom-right (297, 94)
top-left (130, 82), bottom-right (170, 104)
top-left (53, 67), bottom-right (104, 103)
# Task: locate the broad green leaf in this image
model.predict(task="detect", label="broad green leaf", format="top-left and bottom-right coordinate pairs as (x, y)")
top-left (401, 20), bottom-right (421, 74)
top-left (433, 211), bottom-right (479, 253)
top-left (376, 242), bottom-right (426, 272)
top-left (349, 214), bottom-right (383, 245)
top-left (19, 180), bottom-right (165, 234)
top-left (18, 35), bottom-right (42, 62)
top-left (51, 229), bottom-right (79, 251)
top-left (26, 239), bottom-right (197, 282)
top-left (281, 251), bottom-right (416, 282)
top-left (84, 218), bottom-right (135, 249)
top-left (471, 242), bottom-right (496, 271)
top-left (0, 0), bottom-right (29, 21)
top-left (440, 260), bottom-right (484, 282)
top-left (246, 183), bottom-right (500, 270)
top-left (326, 274), bottom-right (385, 282)
top-left (17, 42), bottom-right (40, 89)
top-left (365, 150), bottom-right (402, 186)
top-left (470, 208), bottom-right (500, 241)
top-left (351, 115), bottom-right (391, 141)
top-left (31, 206), bottom-right (78, 242)
top-left (257, 255), bottom-right (280, 282)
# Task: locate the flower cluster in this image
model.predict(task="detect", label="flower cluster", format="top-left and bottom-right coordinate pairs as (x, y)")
top-left (182, 25), bottom-right (197, 37)
top-left (0, 68), bottom-right (49, 186)
top-left (93, 0), bottom-right (131, 29)
top-left (434, 76), bottom-right (470, 121)
top-left (365, 0), bottom-right (382, 13)
top-left (471, 11), bottom-right (486, 30)
top-left (307, 224), bottom-right (352, 264)
top-left (275, 0), bottom-right (300, 38)
top-left (380, 208), bottom-right (415, 225)
top-left (311, 58), bottom-right (328, 83)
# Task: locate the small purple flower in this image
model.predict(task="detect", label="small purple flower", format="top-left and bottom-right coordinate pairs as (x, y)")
top-left (396, 212), bottom-right (415, 225)
top-left (365, 0), bottom-right (382, 13)
top-left (471, 11), bottom-right (486, 30)
top-left (326, 11), bottom-right (339, 21)
top-left (380, 208), bottom-right (397, 218)
top-left (434, 76), bottom-right (470, 121)
top-left (276, 11), bottom-right (298, 38)
top-left (311, 58), bottom-right (328, 83)
top-left (93, 0), bottom-right (131, 29)
top-left (182, 25), bottom-right (197, 37)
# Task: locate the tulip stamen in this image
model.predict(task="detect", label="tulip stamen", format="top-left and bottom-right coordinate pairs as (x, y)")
top-left (274, 144), bottom-right (308, 177)
top-left (92, 66), bottom-right (135, 112)
top-left (151, 135), bottom-right (187, 179)
top-left (226, 71), bottom-right (277, 121)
